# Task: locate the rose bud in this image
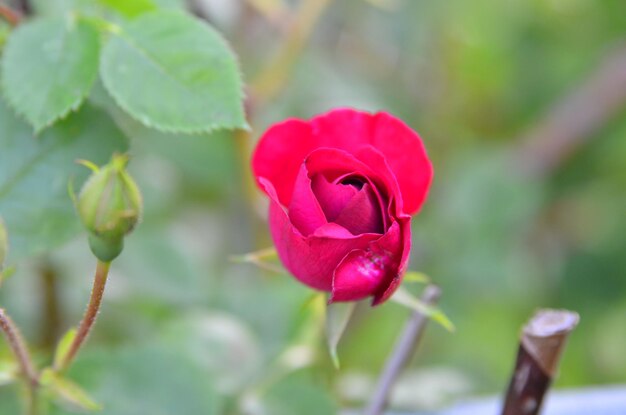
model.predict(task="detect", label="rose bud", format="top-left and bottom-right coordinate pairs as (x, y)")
top-left (252, 109), bottom-right (433, 305)
top-left (76, 154), bottom-right (143, 262)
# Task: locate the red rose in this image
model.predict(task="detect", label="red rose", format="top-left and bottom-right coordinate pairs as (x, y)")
top-left (252, 109), bottom-right (433, 304)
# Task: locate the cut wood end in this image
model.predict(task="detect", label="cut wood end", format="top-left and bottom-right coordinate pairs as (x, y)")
top-left (524, 309), bottom-right (580, 337)
top-left (521, 309), bottom-right (580, 376)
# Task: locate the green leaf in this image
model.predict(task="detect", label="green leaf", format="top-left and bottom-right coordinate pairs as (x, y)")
top-left (0, 360), bottom-right (17, 386)
top-left (325, 301), bottom-right (356, 369)
top-left (246, 371), bottom-right (337, 415)
top-left (230, 247), bottom-right (278, 262)
top-left (31, 0), bottom-right (104, 16)
top-left (31, 0), bottom-right (185, 16)
top-left (100, 10), bottom-right (247, 134)
top-left (0, 22), bottom-right (10, 48)
top-left (1, 266), bottom-right (15, 278)
top-left (1, 16), bottom-right (100, 132)
top-left (40, 368), bottom-right (102, 412)
top-left (53, 328), bottom-right (77, 371)
top-left (97, 0), bottom-right (158, 18)
top-left (89, 78), bottom-right (239, 197)
top-left (403, 271), bottom-right (431, 284)
top-left (63, 346), bottom-right (221, 415)
top-left (0, 385), bottom-right (20, 414)
top-left (230, 247), bottom-right (285, 273)
top-left (391, 287), bottom-right (455, 332)
top-left (0, 216), bottom-right (7, 268)
top-left (160, 312), bottom-right (262, 394)
top-left (0, 100), bottom-right (128, 260)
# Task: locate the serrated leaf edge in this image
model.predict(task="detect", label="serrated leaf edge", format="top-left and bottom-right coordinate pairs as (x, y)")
top-left (99, 10), bottom-right (248, 135)
top-left (0, 17), bottom-right (101, 134)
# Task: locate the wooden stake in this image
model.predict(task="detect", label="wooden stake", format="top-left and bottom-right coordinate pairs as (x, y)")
top-left (501, 309), bottom-right (579, 415)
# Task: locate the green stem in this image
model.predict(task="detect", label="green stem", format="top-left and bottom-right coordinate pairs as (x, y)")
top-left (56, 260), bottom-right (110, 372)
top-left (24, 382), bottom-right (40, 415)
top-left (0, 308), bottom-right (38, 385)
top-left (0, 308), bottom-right (39, 414)
top-left (250, 0), bottom-right (334, 104)
top-left (38, 262), bottom-right (62, 352)
top-left (364, 285), bottom-right (441, 415)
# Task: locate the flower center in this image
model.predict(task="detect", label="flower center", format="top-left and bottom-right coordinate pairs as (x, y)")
top-left (311, 174), bottom-right (386, 235)
top-left (339, 176), bottom-right (365, 190)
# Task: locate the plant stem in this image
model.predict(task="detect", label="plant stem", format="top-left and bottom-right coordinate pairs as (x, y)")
top-left (56, 260), bottom-right (110, 372)
top-left (16, 0), bottom-right (31, 16)
top-left (0, 308), bottom-right (39, 385)
top-left (0, 4), bottom-right (21, 25)
top-left (23, 382), bottom-right (40, 415)
top-left (39, 262), bottom-right (62, 351)
top-left (364, 285), bottom-right (441, 415)
top-left (501, 309), bottom-right (579, 415)
top-left (250, 0), bottom-right (334, 104)
top-left (515, 43), bottom-right (626, 177)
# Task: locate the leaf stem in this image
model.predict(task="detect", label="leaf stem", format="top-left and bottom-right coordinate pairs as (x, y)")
top-left (364, 285), bottom-right (441, 415)
top-left (56, 260), bottom-right (110, 372)
top-left (0, 308), bottom-right (39, 385)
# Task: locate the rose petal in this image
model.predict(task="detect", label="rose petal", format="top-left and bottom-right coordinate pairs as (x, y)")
top-left (304, 147), bottom-right (385, 189)
top-left (369, 112), bottom-right (432, 215)
top-left (330, 220), bottom-right (407, 302)
top-left (372, 216), bottom-right (412, 305)
top-left (312, 222), bottom-right (355, 239)
top-left (288, 165), bottom-right (327, 236)
top-left (353, 145), bottom-right (404, 218)
top-left (334, 183), bottom-right (384, 235)
top-left (252, 109), bottom-right (433, 215)
top-left (252, 119), bottom-right (313, 208)
top-left (311, 174), bottom-right (358, 222)
top-left (260, 178), bottom-right (380, 292)
top-left (329, 249), bottom-right (384, 302)
top-left (305, 146), bottom-right (401, 220)
top-left (310, 110), bottom-right (432, 214)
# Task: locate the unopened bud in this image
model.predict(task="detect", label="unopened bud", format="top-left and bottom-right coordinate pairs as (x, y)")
top-left (76, 154), bottom-right (142, 262)
top-left (0, 217), bottom-right (7, 269)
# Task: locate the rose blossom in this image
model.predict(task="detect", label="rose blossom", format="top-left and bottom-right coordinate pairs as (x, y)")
top-left (252, 109), bottom-right (433, 304)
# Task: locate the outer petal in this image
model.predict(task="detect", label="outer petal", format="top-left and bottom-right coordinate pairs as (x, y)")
top-left (368, 112), bottom-right (432, 214)
top-left (260, 178), bottom-right (380, 292)
top-left (372, 215), bottom-right (412, 305)
top-left (330, 217), bottom-right (411, 304)
top-left (252, 109), bottom-right (433, 214)
top-left (252, 119), bottom-right (314, 208)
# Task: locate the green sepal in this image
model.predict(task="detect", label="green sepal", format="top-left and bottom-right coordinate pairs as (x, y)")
top-left (40, 368), bottom-right (102, 412)
top-left (324, 301), bottom-right (356, 369)
top-left (53, 329), bottom-right (77, 371)
top-left (88, 234), bottom-right (123, 263)
top-left (391, 287), bottom-right (455, 332)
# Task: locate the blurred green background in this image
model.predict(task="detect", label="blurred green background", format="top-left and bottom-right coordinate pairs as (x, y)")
top-left (1, 0), bottom-right (625, 413)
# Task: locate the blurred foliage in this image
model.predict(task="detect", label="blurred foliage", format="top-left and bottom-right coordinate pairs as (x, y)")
top-left (1, 0), bottom-right (625, 414)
